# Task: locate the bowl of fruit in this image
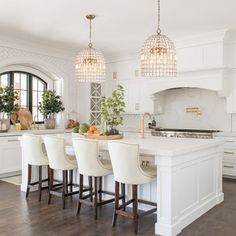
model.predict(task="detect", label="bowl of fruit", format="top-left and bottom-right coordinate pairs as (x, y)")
top-left (86, 125), bottom-right (101, 135)
top-left (72, 123), bottom-right (101, 136)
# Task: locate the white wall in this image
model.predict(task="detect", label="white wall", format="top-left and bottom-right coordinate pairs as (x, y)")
top-left (155, 88), bottom-right (232, 131)
top-left (0, 37), bottom-right (79, 128)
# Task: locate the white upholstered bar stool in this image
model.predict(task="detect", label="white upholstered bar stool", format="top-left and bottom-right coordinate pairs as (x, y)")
top-left (108, 141), bottom-right (157, 234)
top-left (72, 138), bottom-right (117, 220)
top-left (21, 134), bottom-right (49, 201)
top-left (44, 136), bottom-right (78, 209)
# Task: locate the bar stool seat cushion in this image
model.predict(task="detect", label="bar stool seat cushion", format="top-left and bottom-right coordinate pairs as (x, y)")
top-left (100, 159), bottom-right (112, 170)
top-left (108, 141), bottom-right (157, 185)
top-left (22, 134), bottom-right (49, 166)
top-left (66, 157), bottom-right (78, 167)
top-left (141, 165), bottom-right (157, 178)
top-left (72, 138), bottom-right (112, 177)
top-left (44, 136), bottom-right (77, 171)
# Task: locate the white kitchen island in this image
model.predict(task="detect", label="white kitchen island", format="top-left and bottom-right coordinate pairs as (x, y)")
top-left (20, 133), bottom-right (224, 236)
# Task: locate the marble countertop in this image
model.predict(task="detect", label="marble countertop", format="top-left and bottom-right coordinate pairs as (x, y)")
top-left (65, 132), bottom-right (224, 157)
top-left (0, 128), bottom-right (72, 137)
top-left (214, 131), bottom-right (236, 138)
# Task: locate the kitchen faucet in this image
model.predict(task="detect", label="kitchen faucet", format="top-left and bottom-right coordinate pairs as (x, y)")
top-left (140, 112), bottom-right (152, 139)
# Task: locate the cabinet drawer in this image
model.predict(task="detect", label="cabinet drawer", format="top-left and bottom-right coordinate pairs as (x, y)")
top-left (224, 156), bottom-right (236, 164)
top-left (223, 162), bottom-right (236, 170)
top-left (224, 139), bottom-right (236, 148)
top-left (215, 137), bottom-right (236, 148)
top-left (0, 136), bottom-right (20, 146)
top-left (223, 162), bottom-right (236, 177)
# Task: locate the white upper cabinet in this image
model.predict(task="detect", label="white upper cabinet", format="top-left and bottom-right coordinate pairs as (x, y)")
top-left (104, 30), bottom-right (236, 114)
top-left (118, 79), bottom-right (154, 114)
top-left (177, 43), bottom-right (224, 72)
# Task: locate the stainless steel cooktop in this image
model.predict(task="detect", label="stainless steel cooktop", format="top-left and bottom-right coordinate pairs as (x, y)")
top-left (151, 128), bottom-right (221, 139)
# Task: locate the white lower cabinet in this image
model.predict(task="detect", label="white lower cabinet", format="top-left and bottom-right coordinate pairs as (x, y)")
top-left (0, 136), bottom-right (22, 177)
top-left (215, 135), bottom-right (236, 177)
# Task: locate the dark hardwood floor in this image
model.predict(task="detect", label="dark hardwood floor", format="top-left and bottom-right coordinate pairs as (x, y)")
top-left (0, 178), bottom-right (236, 236)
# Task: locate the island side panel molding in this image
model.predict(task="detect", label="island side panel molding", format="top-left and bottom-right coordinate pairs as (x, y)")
top-left (155, 145), bottom-right (224, 236)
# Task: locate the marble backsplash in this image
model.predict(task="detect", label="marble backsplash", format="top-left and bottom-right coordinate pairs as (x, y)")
top-left (123, 88), bottom-right (236, 132)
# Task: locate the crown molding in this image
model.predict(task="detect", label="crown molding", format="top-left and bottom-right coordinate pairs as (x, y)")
top-left (0, 35), bottom-right (76, 61)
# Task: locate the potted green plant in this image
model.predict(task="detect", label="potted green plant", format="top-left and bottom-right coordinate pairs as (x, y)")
top-left (38, 90), bottom-right (65, 129)
top-left (100, 84), bottom-right (125, 135)
top-left (0, 86), bottom-right (19, 132)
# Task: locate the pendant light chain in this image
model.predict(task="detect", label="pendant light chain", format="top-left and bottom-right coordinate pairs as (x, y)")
top-left (140, 0), bottom-right (177, 77)
top-left (157, 0), bottom-right (161, 34)
top-left (88, 18), bottom-right (93, 48)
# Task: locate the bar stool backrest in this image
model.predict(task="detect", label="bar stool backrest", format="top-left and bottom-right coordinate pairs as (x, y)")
top-left (72, 138), bottom-right (106, 177)
top-left (21, 134), bottom-right (47, 166)
top-left (44, 136), bottom-right (69, 170)
top-left (108, 141), bottom-right (145, 185)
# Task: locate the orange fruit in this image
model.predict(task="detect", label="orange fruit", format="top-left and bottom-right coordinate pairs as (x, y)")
top-left (89, 126), bottom-right (97, 132)
top-left (94, 130), bottom-right (100, 134)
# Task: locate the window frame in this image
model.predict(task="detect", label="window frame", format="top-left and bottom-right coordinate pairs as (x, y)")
top-left (90, 83), bottom-right (102, 126)
top-left (0, 71), bottom-right (47, 124)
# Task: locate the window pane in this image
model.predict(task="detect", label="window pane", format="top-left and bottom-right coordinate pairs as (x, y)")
top-left (20, 90), bottom-right (27, 106)
top-left (38, 80), bottom-right (45, 91)
top-left (33, 77), bottom-right (38, 90)
top-left (15, 91), bottom-right (20, 105)
top-left (0, 71), bottom-right (47, 122)
top-left (33, 91), bottom-right (38, 106)
top-left (1, 74), bottom-right (9, 87)
top-left (21, 73), bottom-right (27, 90)
top-left (38, 91), bottom-right (43, 103)
top-left (32, 106), bottom-right (38, 118)
top-left (14, 73), bottom-right (20, 89)
top-left (38, 112), bottom-right (44, 122)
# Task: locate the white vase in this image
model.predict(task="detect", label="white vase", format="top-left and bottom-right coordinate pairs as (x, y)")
top-left (44, 118), bottom-right (56, 129)
top-left (0, 113), bottom-right (10, 132)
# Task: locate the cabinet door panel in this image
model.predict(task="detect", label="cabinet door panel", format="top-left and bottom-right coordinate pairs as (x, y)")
top-left (0, 142), bottom-right (22, 174)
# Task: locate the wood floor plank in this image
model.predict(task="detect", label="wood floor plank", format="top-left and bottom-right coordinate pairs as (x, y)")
top-left (0, 179), bottom-right (236, 235)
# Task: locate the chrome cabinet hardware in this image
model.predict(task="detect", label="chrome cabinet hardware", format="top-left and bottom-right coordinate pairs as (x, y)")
top-left (224, 165), bottom-right (234, 169)
top-left (224, 151), bottom-right (234, 155)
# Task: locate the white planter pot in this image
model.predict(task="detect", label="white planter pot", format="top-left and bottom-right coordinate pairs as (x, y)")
top-left (44, 118), bottom-right (56, 129)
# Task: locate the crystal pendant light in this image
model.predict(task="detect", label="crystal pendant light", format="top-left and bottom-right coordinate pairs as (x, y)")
top-left (141, 0), bottom-right (177, 77)
top-left (75, 15), bottom-right (105, 83)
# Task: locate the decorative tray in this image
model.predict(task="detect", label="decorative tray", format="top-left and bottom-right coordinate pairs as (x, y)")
top-left (78, 133), bottom-right (123, 140)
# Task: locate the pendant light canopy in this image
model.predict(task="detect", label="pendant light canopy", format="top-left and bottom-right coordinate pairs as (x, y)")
top-left (141, 0), bottom-right (177, 77)
top-left (75, 15), bottom-right (106, 83)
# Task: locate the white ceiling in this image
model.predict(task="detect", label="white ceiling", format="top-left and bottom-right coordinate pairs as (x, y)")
top-left (0, 0), bottom-right (235, 57)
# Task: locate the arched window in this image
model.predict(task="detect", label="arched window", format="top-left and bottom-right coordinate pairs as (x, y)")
top-left (0, 71), bottom-right (47, 123)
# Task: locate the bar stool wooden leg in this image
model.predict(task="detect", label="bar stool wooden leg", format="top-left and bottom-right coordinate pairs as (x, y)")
top-left (69, 170), bottom-right (73, 194)
top-left (94, 177), bottom-right (98, 220)
top-left (112, 181), bottom-right (119, 227)
top-left (132, 185), bottom-right (138, 234)
top-left (48, 168), bottom-right (53, 204)
top-left (62, 170), bottom-right (66, 209)
top-left (121, 183), bottom-right (126, 211)
top-left (26, 164), bottom-right (31, 198)
top-left (38, 166), bottom-right (42, 201)
top-left (99, 176), bottom-right (102, 203)
top-left (76, 174), bottom-right (83, 215)
top-left (65, 170), bottom-right (68, 195)
top-left (47, 165), bottom-right (50, 190)
top-left (89, 176), bottom-right (93, 202)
